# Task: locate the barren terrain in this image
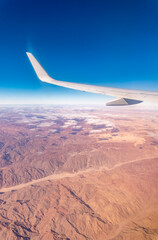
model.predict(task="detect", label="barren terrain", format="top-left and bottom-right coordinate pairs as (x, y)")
top-left (0, 105), bottom-right (158, 239)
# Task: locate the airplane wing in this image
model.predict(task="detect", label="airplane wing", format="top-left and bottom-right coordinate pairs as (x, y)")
top-left (26, 52), bottom-right (158, 106)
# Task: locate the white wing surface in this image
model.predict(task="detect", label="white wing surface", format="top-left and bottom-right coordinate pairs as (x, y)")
top-left (26, 52), bottom-right (158, 106)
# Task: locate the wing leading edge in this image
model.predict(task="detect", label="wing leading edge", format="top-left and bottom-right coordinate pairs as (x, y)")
top-left (26, 52), bottom-right (158, 106)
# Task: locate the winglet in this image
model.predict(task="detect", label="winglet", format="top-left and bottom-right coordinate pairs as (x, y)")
top-left (26, 52), bottom-right (49, 82)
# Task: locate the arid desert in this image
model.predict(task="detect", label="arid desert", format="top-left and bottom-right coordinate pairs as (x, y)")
top-left (0, 105), bottom-right (158, 240)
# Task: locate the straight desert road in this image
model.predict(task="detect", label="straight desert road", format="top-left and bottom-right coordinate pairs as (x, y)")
top-left (0, 157), bottom-right (153, 193)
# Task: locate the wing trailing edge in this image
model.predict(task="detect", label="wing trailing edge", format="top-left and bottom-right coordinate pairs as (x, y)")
top-left (106, 98), bottom-right (143, 106)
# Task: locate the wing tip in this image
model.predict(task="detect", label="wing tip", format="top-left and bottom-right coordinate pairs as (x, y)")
top-left (26, 52), bottom-right (51, 83)
top-left (26, 52), bottom-right (32, 57)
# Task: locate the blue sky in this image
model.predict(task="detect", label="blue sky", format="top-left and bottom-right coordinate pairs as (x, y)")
top-left (0, 0), bottom-right (158, 104)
